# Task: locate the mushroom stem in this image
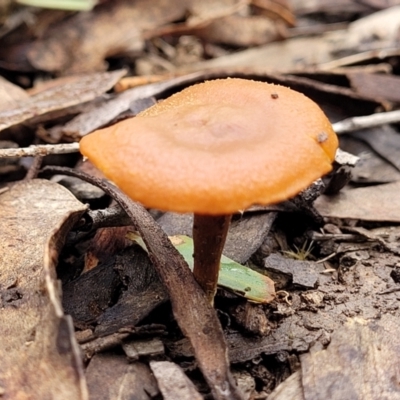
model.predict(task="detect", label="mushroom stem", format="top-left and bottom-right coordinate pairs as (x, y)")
top-left (193, 214), bottom-right (232, 303)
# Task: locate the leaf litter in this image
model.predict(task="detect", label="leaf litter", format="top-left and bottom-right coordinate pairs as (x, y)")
top-left (1, 1), bottom-right (400, 399)
top-left (0, 179), bottom-right (87, 399)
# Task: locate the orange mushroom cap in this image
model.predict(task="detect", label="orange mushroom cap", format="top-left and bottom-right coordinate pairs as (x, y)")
top-left (80, 78), bottom-right (338, 215)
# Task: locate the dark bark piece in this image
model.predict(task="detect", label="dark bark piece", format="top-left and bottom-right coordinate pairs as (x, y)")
top-left (263, 254), bottom-right (320, 289)
top-left (224, 213), bottom-right (277, 263)
top-left (122, 337), bottom-right (165, 361)
top-left (229, 302), bottom-right (273, 336)
top-left (80, 331), bottom-right (130, 362)
top-left (301, 315), bottom-right (400, 400)
top-left (95, 246), bottom-right (168, 336)
top-left (165, 316), bottom-right (311, 364)
top-left (56, 176), bottom-right (105, 201)
top-left (62, 257), bottom-right (121, 325)
top-left (79, 325), bottom-right (166, 362)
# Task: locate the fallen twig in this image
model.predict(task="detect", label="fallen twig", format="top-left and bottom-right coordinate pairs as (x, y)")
top-left (41, 166), bottom-right (244, 400)
top-left (24, 156), bottom-right (44, 180)
top-left (0, 142), bottom-right (79, 158)
top-left (2, 109), bottom-right (399, 159)
top-left (333, 110), bottom-right (400, 134)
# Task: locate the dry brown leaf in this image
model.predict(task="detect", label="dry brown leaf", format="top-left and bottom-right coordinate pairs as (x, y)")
top-left (0, 179), bottom-right (87, 399)
top-left (194, 14), bottom-right (280, 47)
top-left (183, 6), bottom-right (400, 72)
top-left (251, 0), bottom-right (295, 26)
top-left (0, 76), bottom-right (28, 111)
top-left (0, 69), bottom-right (126, 133)
top-left (27, 0), bottom-right (187, 75)
top-left (16, 0), bottom-right (294, 74)
top-left (348, 72), bottom-right (400, 105)
top-left (184, 35), bottom-right (335, 72)
top-left (148, 0), bottom-right (291, 48)
top-left (47, 72), bottom-right (204, 141)
top-left (352, 125), bottom-right (400, 171)
top-left (340, 136), bottom-right (400, 184)
top-left (314, 182), bottom-right (400, 222)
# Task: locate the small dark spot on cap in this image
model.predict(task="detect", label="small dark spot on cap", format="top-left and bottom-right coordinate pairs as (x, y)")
top-left (317, 132), bottom-right (328, 143)
top-left (271, 93), bottom-right (279, 99)
top-left (202, 326), bottom-right (211, 335)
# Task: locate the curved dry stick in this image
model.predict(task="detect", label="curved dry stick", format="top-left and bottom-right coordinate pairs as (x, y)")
top-left (42, 166), bottom-right (243, 400)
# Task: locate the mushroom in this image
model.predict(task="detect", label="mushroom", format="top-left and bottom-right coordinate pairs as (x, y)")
top-left (80, 78), bottom-right (338, 303)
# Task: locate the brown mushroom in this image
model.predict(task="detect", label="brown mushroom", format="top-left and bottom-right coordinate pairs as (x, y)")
top-left (80, 78), bottom-right (338, 302)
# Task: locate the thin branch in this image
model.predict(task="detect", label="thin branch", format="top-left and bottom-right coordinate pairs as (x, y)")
top-left (24, 156), bottom-right (44, 180)
top-left (66, 204), bottom-right (132, 245)
top-left (2, 109), bottom-right (399, 159)
top-left (0, 142), bottom-right (79, 158)
top-left (333, 110), bottom-right (400, 134)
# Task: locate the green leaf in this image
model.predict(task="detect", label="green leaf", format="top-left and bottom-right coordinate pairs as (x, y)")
top-left (16, 0), bottom-right (97, 11)
top-left (129, 233), bottom-right (275, 304)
